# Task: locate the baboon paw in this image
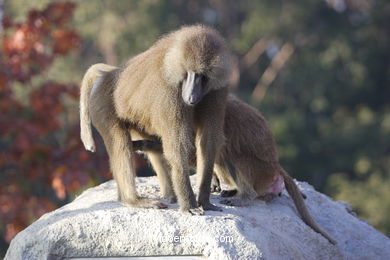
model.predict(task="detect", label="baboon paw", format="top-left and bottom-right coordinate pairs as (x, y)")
top-left (147, 200), bottom-right (168, 209)
top-left (165, 195), bottom-right (177, 204)
top-left (219, 199), bottom-right (236, 206)
top-left (220, 189), bottom-right (238, 197)
top-left (199, 201), bottom-right (222, 211)
top-left (211, 175), bottom-right (221, 193)
top-left (258, 193), bottom-right (276, 202)
top-left (211, 185), bottom-right (221, 193)
top-left (182, 207), bottom-right (204, 216)
top-left (124, 198), bottom-right (167, 209)
top-left (219, 198), bottom-right (248, 207)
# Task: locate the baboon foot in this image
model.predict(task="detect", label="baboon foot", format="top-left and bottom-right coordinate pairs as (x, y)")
top-left (181, 207), bottom-right (204, 215)
top-left (188, 207), bottom-right (204, 216)
top-left (220, 198), bottom-right (239, 206)
top-left (199, 201), bottom-right (222, 211)
top-left (211, 183), bottom-right (221, 193)
top-left (164, 195), bottom-right (177, 204)
top-left (219, 198), bottom-right (252, 207)
top-left (122, 198), bottom-right (167, 209)
top-left (211, 175), bottom-right (221, 193)
top-left (220, 189), bottom-right (237, 197)
top-left (258, 193), bottom-right (277, 202)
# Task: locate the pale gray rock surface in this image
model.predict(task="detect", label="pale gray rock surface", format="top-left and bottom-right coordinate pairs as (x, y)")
top-left (5, 176), bottom-right (390, 260)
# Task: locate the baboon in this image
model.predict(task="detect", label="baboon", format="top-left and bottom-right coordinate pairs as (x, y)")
top-left (82, 61), bottom-right (336, 244)
top-left (133, 95), bottom-right (337, 245)
top-left (79, 25), bottom-right (232, 213)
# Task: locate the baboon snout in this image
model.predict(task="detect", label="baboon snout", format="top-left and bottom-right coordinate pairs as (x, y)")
top-left (188, 96), bottom-right (199, 105)
top-left (182, 71), bottom-right (204, 106)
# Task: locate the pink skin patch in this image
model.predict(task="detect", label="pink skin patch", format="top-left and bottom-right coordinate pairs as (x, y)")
top-left (258, 174), bottom-right (285, 202)
top-left (266, 174), bottom-right (285, 194)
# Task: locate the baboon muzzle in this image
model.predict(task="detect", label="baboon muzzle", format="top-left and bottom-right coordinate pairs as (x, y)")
top-left (182, 71), bottom-right (203, 106)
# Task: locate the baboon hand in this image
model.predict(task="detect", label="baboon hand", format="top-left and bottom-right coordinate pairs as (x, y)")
top-left (186, 207), bottom-right (204, 216)
top-left (210, 175), bottom-right (221, 193)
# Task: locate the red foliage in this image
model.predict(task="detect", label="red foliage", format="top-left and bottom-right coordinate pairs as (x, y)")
top-left (1, 4), bottom-right (81, 82)
top-left (0, 2), bottom-right (111, 244)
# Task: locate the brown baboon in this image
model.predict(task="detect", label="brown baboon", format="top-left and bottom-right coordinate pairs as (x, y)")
top-left (133, 95), bottom-right (337, 245)
top-left (79, 25), bottom-right (232, 213)
top-left (81, 62), bottom-right (336, 244)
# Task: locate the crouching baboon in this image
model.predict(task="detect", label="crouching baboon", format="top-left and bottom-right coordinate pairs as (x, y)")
top-left (133, 95), bottom-right (337, 245)
top-left (80, 25), bottom-right (232, 213)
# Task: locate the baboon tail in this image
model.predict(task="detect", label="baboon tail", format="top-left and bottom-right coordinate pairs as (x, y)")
top-left (80, 63), bottom-right (117, 152)
top-left (281, 169), bottom-right (337, 245)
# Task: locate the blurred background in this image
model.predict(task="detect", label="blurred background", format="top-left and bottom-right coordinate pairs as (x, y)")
top-left (0, 0), bottom-right (389, 255)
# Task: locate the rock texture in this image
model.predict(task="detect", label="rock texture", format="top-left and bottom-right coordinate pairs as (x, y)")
top-left (5, 176), bottom-right (390, 260)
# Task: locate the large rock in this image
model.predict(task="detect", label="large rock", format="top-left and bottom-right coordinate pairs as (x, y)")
top-left (5, 176), bottom-right (390, 260)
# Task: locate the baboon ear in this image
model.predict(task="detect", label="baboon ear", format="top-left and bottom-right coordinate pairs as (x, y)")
top-left (182, 71), bottom-right (203, 106)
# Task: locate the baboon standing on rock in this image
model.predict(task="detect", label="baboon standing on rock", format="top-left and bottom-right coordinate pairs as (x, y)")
top-left (82, 61), bottom-right (336, 243)
top-left (80, 26), bottom-right (232, 213)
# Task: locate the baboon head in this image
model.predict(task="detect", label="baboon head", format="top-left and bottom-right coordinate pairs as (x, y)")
top-left (163, 25), bottom-right (232, 106)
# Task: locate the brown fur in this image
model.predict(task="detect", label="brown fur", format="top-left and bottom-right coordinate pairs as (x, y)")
top-left (80, 63), bottom-right (117, 152)
top-left (80, 25), bottom-right (232, 213)
top-left (130, 95), bottom-right (337, 244)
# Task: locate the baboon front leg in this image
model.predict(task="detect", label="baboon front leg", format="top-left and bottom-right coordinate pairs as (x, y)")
top-left (171, 162), bottom-right (200, 214)
top-left (163, 135), bottom-right (199, 214)
top-left (195, 89), bottom-right (227, 211)
top-left (147, 152), bottom-right (177, 203)
top-left (195, 130), bottom-right (222, 211)
top-left (103, 122), bottom-right (166, 209)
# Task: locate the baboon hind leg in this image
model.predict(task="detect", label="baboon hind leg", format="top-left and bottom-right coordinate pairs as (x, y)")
top-left (214, 161), bottom-right (238, 197)
top-left (147, 152), bottom-right (177, 203)
top-left (215, 163), bottom-right (257, 207)
top-left (129, 139), bottom-right (176, 202)
top-left (97, 121), bottom-right (166, 209)
top-left (88, 75), bottom-right (165, 209)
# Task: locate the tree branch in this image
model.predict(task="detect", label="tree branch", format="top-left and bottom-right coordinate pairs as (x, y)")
top-left (251, 42), bottom-right (294, 102)
top-left (239, 37), bottom-right (270, 72)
